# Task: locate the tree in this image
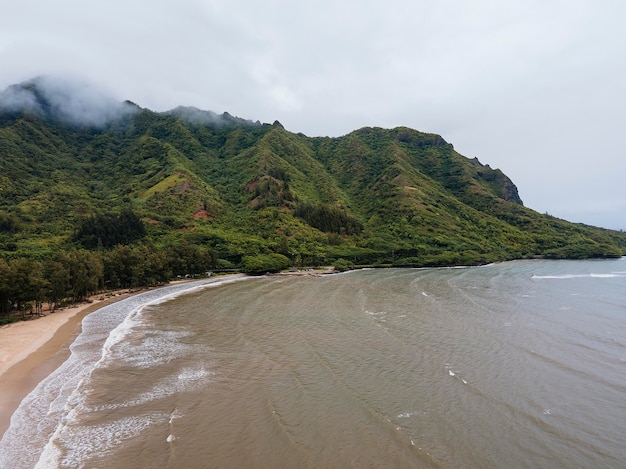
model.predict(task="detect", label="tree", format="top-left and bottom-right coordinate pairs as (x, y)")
top-left (66, 250), bottom-right (104, 301)
top-left (43, 258), bottom-right (71, 310)
top-left (104, 245), bottom-right (143, 288)
top-left (241, 253), bottom-right (291, 274)
top-left (167, 242), bottom-right (216, 277)
top-left (5, 258), bottom-right (47, 316)
top-left (0, 258), bottom-right (11, 316)
top-left (74, 209), bottom-right (145, 249)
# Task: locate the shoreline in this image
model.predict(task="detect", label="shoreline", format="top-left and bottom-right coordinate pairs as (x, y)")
top-left (0, 291), bottom-right (137, 439)
top-left (0, 271), bottom-right (334, 440)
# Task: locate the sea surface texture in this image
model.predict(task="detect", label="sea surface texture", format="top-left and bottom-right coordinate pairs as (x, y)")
top-left (1, 259), bottom-right (625, 468)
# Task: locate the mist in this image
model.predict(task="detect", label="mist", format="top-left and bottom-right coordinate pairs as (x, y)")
top-left (166, 106), bottom-right (261, 128)
top-left (0, 75), bottom-right (138, 127)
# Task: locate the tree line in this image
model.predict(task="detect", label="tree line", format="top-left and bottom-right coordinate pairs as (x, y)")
top-left (294, 203), bottom-right (363, 235)
top-left (0, 242), bottom-right (216, 322)
top-left (73, 208), bottom-right (146, 249)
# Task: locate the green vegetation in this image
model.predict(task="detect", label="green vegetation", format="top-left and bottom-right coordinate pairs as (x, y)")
top-left (294, 203), bottom-right (363, 235)
top-left (0, 243), bottom-right (217, 323)
top-left (241, 253), bottom-right (291, 275)
top-left (74, 208), bottom-right (146, 249)
top-left (1, 85), bottom-right (625, 321)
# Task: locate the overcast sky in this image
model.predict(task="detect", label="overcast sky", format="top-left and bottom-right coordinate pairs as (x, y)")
top-left (1, 0), bottom-right (625, 230)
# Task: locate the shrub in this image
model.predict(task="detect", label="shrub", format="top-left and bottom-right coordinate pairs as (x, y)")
top-left (241, 253), bottom-right (291, 274)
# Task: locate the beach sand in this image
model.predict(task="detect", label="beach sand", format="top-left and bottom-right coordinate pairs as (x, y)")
top-left (0, 271), bottom-right (335, 440)
top-left (0, 292), bottom-right (133, 438)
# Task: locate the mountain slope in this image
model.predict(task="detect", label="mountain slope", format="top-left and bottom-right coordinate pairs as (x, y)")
top-left (1, 78), bottom-right (625, 269)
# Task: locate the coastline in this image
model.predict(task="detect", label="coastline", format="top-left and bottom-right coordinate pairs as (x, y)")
top-left (0, 270), bottom-right (333, 440)
top-left (0, 291), bottom-right (136, 438)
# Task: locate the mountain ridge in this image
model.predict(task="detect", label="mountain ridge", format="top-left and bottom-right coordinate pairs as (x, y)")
top-left (1, 77), bottom-right (625, 276)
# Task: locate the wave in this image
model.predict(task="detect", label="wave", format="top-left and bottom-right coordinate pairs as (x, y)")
top-left (0, 275), bottom-right (248, 469)
top-left (532, 273), bottom-right (626, 280)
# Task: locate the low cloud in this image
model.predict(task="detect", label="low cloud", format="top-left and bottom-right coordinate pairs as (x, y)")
top-left (166, 106), bottom-right (260, 128)
top-left (0, 75), bottom-right (138, 127)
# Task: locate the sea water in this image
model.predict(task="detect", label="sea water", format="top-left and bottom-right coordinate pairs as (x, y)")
top-left (1, 259), bottom-right (625, 468)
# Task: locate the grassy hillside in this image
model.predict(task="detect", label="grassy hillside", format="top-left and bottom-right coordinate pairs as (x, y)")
top-left (1, 78), bottom-right (625, 299)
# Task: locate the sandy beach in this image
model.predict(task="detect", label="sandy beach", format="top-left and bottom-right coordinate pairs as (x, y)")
top-left (0, 271), bottom-right (335, 440)
top-left (0, 291), bottom-right (134, 438)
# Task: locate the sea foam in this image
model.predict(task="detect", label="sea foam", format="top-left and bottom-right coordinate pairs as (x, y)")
top-left (0, 275), bottom-right (248, 469)
top-left (532, 273), bottom-right (625, 280)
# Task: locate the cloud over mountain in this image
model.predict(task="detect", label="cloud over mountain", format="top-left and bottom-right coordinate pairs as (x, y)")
top-left (0, 75), bottom-right (138, 127)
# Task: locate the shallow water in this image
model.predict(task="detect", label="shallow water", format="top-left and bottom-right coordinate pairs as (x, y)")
top-left (1, 259), bottom-right (626, 468)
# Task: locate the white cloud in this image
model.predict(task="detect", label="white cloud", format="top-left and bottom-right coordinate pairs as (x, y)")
top-left (1, 0), bottom-right (625, 229)
top-left (0, 75), bottom-right (137, 127)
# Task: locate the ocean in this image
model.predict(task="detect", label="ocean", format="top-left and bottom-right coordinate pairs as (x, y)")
top-left (1, 259), bottom-right (625, 468)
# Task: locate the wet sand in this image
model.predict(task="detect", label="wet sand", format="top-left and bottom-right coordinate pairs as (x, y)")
top-left (0, 293), bottom-right (134, 438)
top-left (0, 271), bottom-right (335, 440)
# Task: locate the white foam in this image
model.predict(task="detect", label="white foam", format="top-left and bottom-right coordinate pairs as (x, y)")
top-left (119, 331), bottom-right (209, 369)
top-left (97, 304), bottom-right (146, 366)
top-left (169, 408), bottom-right (183, 424)
top-left (0, 275), bottom-right (249, 468)
top-left (532, 273), bottom-right (625, 280)
top-left (445, 364), bottom-right (468, 383)
top-left (88, 366), bottom-right (213, 413)
top-left (178, 366), bottom-right (214, 383)
top-left (37, 413), bottom-right (167, 468)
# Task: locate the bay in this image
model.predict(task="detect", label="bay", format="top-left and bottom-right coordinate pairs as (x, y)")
top-left (1, 259), bottom-right (625, 468)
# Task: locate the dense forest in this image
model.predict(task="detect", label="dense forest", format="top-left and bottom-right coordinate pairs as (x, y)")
top-left (1, 77), bottom-right (625, 322)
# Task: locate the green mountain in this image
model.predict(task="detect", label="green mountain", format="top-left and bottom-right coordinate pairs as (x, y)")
top-left (1, 77), bottom-right (625, 276)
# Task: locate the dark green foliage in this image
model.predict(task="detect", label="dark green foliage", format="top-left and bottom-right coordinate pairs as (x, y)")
top-left (294, 203), bottom-right (363, 235)
top-left (1, 87), bottom-right (625, 320)
top-left (0, 250), bottom-right (102, 318)
top-left (241, 253), bottom-right (291, 274)
top-left (248, 176), bottom-right (295, 209)
top-left (74, 208), bottom-right (146, 248)
top-left (0, 242), bottom-right (220, 320)
top-left (166, 242), bottom-right (217, 278)
top-left (0, 211), bottom-right (20, 232)
top-left (332, 258), bottom-right (354, 271)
